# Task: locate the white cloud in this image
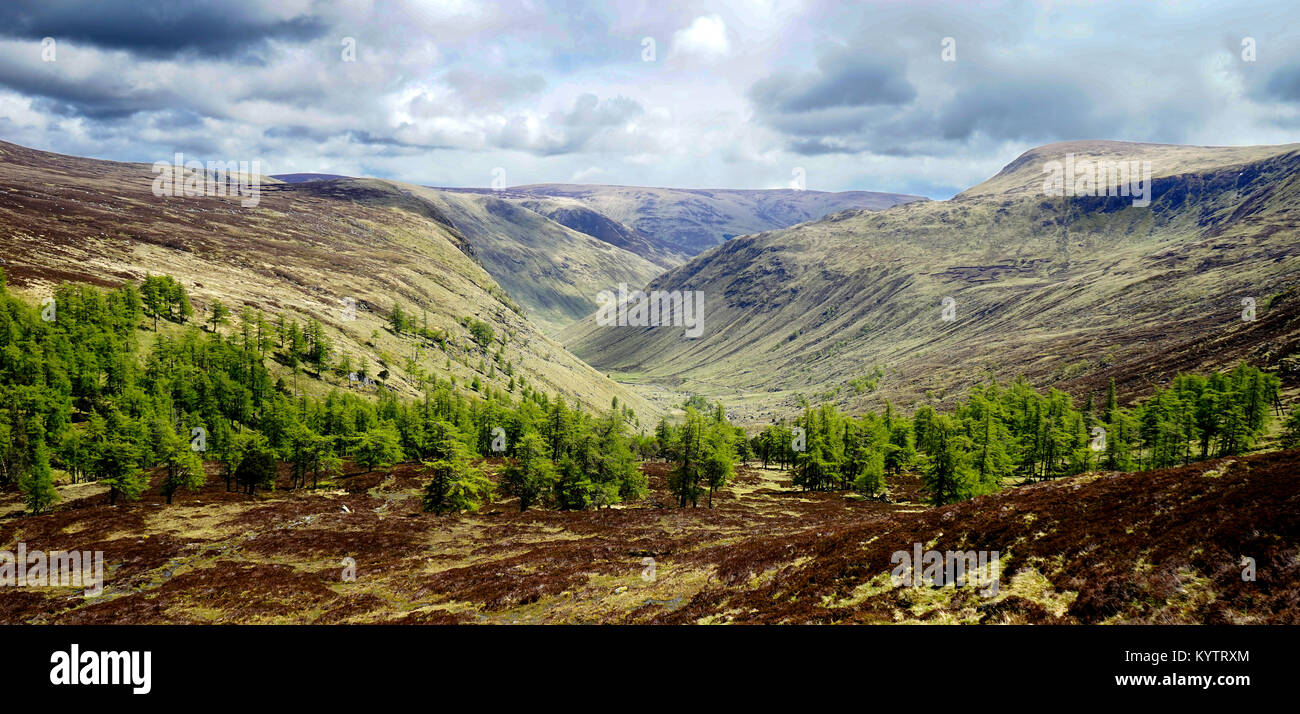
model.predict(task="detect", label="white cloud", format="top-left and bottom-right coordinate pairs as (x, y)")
top-left (0, 0), bottom-right (1297, 198)
top-left (672, 15), bottom-right (730, 61)
top-left (570, 166), bottom-right (604, 182)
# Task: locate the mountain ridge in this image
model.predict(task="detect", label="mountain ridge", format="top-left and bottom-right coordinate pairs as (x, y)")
top-left (561, 139), bottom-right (1300, 423)
top-left (0, 139), bottom-right (658, 418)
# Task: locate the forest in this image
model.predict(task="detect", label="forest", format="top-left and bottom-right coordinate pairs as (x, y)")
top-left (1, 272), bottom-right (1296, 518)
top-left (753, 361), bottom-right (1294, 504)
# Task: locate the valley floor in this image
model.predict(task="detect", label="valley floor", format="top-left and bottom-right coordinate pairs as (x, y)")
top-left (1, 451), bottom-right (1296, 624)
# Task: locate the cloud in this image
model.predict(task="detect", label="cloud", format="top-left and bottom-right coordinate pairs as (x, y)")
top-left (445, 68), bottom-right (547, 110)
top-left (0, 0), bottom-right (329, 59)
top-left (672, 15), bottom-right (730, 60)
top-left (749, 46), bottom-right (914, 114)
top-left (0, 0), bottom-right (1297, 199)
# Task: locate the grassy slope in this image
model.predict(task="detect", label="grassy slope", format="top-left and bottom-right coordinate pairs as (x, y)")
top-left (398, 186), bottom-right (665, 335)
top-left (0, 140), bottom-right (658, 419)
top-left (562, 140), bottom-right (1300, 423)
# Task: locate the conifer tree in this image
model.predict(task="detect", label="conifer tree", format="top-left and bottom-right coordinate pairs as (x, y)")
top-left (19, 431), bottom-right (59, 514)
top-left (502, 430), bottom-right (555, 512)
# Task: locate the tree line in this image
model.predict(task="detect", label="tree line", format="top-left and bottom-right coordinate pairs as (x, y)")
top-left (1, 271), bottom-right (1294, 516)
top-left (752, 366), bottom-right (1290, 505)
top-left (0, 272), bottom-right (674, 516)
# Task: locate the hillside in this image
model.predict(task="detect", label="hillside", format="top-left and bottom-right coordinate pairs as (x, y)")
top-left (436, 184), bottom-right (926, 258)
top-left (562, 140), bottom-right (1300, 422)
top-left (3, 442), bottom-right (1293, 624)
top-left (515, 198), bottom-right (687, 269)
top-left (395, 186), bottom-right (665, 334)
top-left (272, 173), bottom-right (669, 331)
top-left (507, 184), bottom-right (927, 255)
top-left (0, 140), bottom-right (657, 418)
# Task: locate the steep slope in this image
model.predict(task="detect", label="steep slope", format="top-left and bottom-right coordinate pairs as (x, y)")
top-left (395, 187), bottom-right (665, 334)
top-left (272, 175), bottom-right (668, 332)
top-left (562, 140), bottom-right (1300, 422)
top-left (515, 198), bottom-right (687, 269)
top-left (508, 184), bottom-right (927, 255)
top-left (0, 139), bottom-right (657, 418)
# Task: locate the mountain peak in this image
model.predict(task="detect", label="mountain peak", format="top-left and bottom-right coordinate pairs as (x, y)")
top-left (959, 139), bottom-right (1300, 198)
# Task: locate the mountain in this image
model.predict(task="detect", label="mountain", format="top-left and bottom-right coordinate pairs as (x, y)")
top-left (387, 186), bottom-right (665, 334)
top-left (503, 184), bottom-right (927, 255)
top-left (561, 140), bottom-right (1300, 422)
top-left (515, 198), bottom-right (687, 269)
top-left (269, 174), bottom-right (666, 333)
top-left (0, 140), bottom-right (657, 417)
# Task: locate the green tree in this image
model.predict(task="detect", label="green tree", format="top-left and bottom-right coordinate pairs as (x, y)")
top-left (554, 454), bottom-right (595, 511)
top-left (701, 427), bottom-right (735, 508)
top-left (921, 414), bottom-right (975, 505)
top-left (421, 457), bottom-right (493, 515)
top-left (501, 430), bottom-right (555, 512)
top-left (94, 427), bottom-right (145, 506)
top-left (390, 302), bottom-right (408, 334)
top-left (852, 449), bottom-right (887, 498)
top-left (668, 407), bottom-right (713, 507)
top-left (162, 443), bottom-right (207, 504)
top-left (234, 438), bottom-right (278, 495)
top-left (209, 299), bottom-right (230, 332)
top-left (19, 433), bottom-right (59, 514)
top-left (354, 422), bottom-right (404, 473)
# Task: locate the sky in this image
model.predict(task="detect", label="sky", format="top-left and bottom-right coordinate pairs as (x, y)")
top-left (1, 0), bottom-right (1298, 198)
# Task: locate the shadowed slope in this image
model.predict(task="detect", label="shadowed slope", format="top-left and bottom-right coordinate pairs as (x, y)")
top-left (562, 140), bottom-right (1300, 422)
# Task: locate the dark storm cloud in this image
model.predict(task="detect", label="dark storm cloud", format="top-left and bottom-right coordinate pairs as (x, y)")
top-left (748, 37), bottom-right (1122, 156)
top-left (749, 48), bottom-right (915, 114)
top-left (1260, 64), bottom-right (1300, 103)
top-left (0, 62), bottom-right (185, 120)
top-left (0, 0), bottom-right (329, 59)
top-left (936, 78), bottom-right (1118, 144)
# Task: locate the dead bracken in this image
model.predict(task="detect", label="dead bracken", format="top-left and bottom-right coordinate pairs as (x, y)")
top-left (2, 450), bottom-right (1295, 625)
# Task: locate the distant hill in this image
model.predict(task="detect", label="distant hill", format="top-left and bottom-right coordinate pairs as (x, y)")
top-left (271, 176), bottom-right (922, 327)
top-left (271, 172), bottom-right (353, 183)
top-left (516, 198), bottom-right (687, 269)
top-left (490, 183), bottom-right (927, 255)
top-left (393, 185), bottom-right (665, 334)
top-left (561, 139), bottom-right (1300, 422)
